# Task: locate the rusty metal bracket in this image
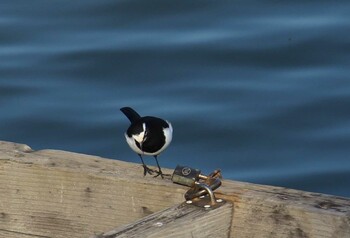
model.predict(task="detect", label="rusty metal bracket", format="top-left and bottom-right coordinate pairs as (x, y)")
top-left (172, 165), bottom-right (223, 208)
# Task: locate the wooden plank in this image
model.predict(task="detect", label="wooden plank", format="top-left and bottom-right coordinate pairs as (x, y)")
top-left (0, 141), bottom-right (186, 238)
top-left (0, 228), bottom-right (51, 238)
top-left (218, 181), bottom-right (350, 238)
top-left (1, 140), bottom-right (350, 238)
top-left (93, 202), bottom-right (233, 238)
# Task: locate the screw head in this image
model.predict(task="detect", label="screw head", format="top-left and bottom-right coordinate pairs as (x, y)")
top-left (154, 222), bottom-right (163, 227)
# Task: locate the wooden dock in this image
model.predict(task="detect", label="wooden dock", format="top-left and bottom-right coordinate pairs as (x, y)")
top-left (0, 140), bottom-right (349, 238)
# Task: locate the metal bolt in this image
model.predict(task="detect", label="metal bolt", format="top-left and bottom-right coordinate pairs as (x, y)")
top-left (154, 222), bottom-right (163, 227)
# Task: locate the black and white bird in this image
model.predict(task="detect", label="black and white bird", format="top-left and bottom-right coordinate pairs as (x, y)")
top-left (120, 107), bottom-right (173, 178)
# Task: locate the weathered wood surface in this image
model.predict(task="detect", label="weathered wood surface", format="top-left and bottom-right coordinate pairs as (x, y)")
top-left (1, 140), bottom-right (350, 238)
top-left (220, 181), bottom-right (350, 238)
top-left (94, 202), bottom-right (232, 238)
top-left (0, 141), bottom-right (185, 238)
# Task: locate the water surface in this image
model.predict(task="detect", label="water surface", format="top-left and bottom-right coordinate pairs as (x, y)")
top-left (1, 1), bottom-right (350, 197)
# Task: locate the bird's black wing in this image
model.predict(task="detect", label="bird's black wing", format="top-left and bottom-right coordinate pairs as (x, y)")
top-left (141, 117), bottom-right (168, 153)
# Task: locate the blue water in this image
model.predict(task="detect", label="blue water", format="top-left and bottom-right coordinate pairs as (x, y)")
top-left (1, 1), bottom-right (350, 197)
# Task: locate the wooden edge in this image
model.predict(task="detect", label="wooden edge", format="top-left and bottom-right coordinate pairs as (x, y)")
top-left (92, 201), bottom-right (233, 238)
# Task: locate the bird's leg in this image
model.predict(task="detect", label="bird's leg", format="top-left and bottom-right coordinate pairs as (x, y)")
top-left (138, 154), bottom-right (155, 176)
top-left (153, 155), bottom-right (166, 179)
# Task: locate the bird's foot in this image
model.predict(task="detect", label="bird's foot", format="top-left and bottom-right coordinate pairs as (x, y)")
top-left (153, 170), bottom-right (164, 179)
top-left (153, 169), bottom-right (172, 179)
top-left (142, 165), bottom-right (156, 176)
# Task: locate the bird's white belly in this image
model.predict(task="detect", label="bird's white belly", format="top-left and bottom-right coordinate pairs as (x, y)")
top-left (125, 133), bottom-right (144, 155)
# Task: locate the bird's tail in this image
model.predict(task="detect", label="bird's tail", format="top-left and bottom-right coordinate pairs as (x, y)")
top-left (120, 107), bottom-right (141, 123)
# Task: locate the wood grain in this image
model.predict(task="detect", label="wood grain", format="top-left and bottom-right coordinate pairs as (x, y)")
top-left (95, 202), bottom-right (232, 238)
top-left (1, 140), bottom-right (349, 238)
top-left (0, 141), bottom-right (185, 238)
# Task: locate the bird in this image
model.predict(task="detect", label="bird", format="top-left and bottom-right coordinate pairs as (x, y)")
top-left (120, 107), bottom-right (173, 178)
